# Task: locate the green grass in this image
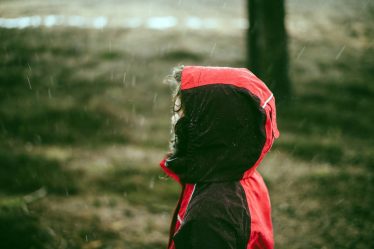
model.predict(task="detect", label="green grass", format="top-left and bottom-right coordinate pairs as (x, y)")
top-left (277, 170), bottom-right (374, 249)
top-left (0, 148), bottom-right (79, 195)
top-left (95, 163), bottom-right (180, 213)
top-left (0, 204), bottom-right (50, 249)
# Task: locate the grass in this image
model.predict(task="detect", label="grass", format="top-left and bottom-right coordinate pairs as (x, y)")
top-left (0, 0), bottom-right (373, 248)
top-left (268, 166), bottom-right (374, 249)
top-left (95, 163), bottom-right (180, 213)
top-left (0, 204), bottom-right (50, 249)
top-left (0, 148), bottom-right (79, 195)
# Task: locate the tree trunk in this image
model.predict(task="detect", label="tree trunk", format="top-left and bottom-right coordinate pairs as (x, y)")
top-left (247, 0), bottom-right (291, 102)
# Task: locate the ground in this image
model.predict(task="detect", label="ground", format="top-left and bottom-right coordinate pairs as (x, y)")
top-left (0, 0), bottom-right (373, 248)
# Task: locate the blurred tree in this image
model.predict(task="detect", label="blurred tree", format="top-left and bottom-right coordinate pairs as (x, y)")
top-left (247, 0), bottom-right (291, 101)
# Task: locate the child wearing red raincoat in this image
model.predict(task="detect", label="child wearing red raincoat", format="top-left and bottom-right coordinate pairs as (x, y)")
top-left (160, 66), bottom-right (280, 249)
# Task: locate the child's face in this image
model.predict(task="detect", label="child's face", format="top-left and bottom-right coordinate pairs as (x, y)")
top-left (172, 95), bottom-right (184, 126)
top-left (169, 94), bottom-right (186, 155)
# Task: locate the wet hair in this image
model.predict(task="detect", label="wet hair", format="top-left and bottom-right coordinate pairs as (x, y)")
top-left (164, 65), bottom-right (184, 155)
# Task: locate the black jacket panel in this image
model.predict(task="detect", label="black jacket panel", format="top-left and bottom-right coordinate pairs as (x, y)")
top-left (173, 182), bottom-right (250, 249)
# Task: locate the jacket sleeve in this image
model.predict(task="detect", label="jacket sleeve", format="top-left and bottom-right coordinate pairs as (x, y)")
top-left (173, 218), bottom-right (242, 249)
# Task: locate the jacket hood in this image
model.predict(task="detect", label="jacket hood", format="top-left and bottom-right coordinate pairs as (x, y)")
top-left (162, 66), bottom-right (279, 183)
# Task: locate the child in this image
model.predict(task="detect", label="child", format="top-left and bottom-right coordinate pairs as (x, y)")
top-left (160, 66), bottom-right (280, 249)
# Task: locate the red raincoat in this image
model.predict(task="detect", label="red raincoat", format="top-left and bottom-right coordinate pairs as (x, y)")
top-left (160, 66), bottom-right (279, 249)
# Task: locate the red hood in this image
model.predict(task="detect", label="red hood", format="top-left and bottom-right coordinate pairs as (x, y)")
top-left (161, 66), bottom-right (280, 183)
top-left (182, 66), bottom-right (279, 139)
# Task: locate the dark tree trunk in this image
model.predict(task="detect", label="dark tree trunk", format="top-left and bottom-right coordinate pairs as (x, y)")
top-left (247, 0), bottom-right (291, 102)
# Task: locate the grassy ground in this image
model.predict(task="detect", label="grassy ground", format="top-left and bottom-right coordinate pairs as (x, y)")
top-left (0, 0), bottom-right (373, 248)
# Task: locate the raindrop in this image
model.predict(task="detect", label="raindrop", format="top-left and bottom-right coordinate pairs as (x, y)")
top-left (48, 88), bottom-right (52, 99)
top-left (123, 72), bottom-right (127, 87)
top-left (336, 199), bottom-right (344, 205)
top-left (132, 104), bottom-right (136, 115)
top-left (296, 46), bottom-right (306, 60)
top-left (26, 75), bottom-right (32, 89)
top-left (209, 42), bottom-right (217, 56)
top-left (50, 76), bottom-right (55, 86)
top-left (335, 45), bottom-right (345, 60)
top-left (153, 93), bottom-right (158, 103)
top-left (131, 76), bottom-right (137, 87)
top-left (139, 116), bottom-right (145, 126)
top-left (149, 176), bottom-right (155, 189)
